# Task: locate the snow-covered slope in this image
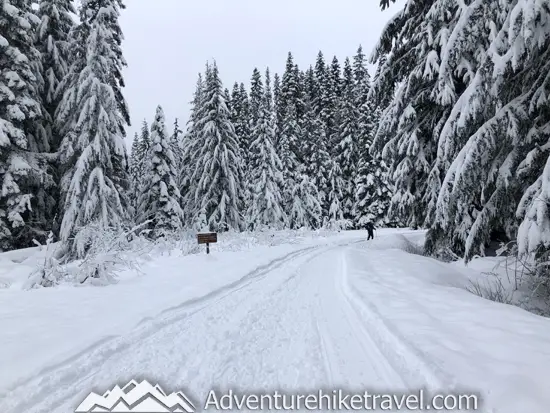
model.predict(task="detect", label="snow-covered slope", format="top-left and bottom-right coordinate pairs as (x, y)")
top-left (1, 230), bottom-right (549, 413)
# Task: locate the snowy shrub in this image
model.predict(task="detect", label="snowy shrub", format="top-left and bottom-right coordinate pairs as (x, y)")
top-left (70, 222), bottom-right (151, 286)
top-left (467, 277), bottom-right (515, 305)
top-left (467, 242), bottom-right (550, 315)
top-left (323, 219), bottom-right (353, 231)
top-left (25, 232), bottom-right (67, 289)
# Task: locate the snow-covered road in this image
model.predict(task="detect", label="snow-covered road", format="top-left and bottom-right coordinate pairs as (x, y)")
top-left (1, 235), bottom-right (550, 412)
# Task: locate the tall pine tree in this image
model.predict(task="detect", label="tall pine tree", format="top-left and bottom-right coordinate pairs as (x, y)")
top-left (136, 106), bottom-right (183, 236)
top-left (57, 1), bottom-right (130, 256)
top-left (336, 57), bottom-right (360, 223)
top-left (35, 0), bottom-right (76, 150)
top-left (188, 62), bottom-right (243, 231)
top-left (247, 69), bottom-right (286, 230)
top-left (0, 0), bottom-right (52, 250)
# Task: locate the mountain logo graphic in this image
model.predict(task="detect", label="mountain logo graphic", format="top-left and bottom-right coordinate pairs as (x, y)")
top-left (74, 379), bottom-right (196, 412)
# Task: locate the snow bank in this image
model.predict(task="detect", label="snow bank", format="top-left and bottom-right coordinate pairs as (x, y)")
top-left (451, 254), bottom-right (550, 316)
top-left (345, 246), bottom-right (550, 413)
top-left (0, 246), bottom-right (48, 289)
top-left (371, 229), bottom-right (550, 317)
top-left (366, 230), bottom-right (427, 256)
top-left (0, 229), bottom-right (343, 290)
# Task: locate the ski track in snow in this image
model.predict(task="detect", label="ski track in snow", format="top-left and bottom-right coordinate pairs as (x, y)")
top-left (1, 238), bottom-right (458, 413)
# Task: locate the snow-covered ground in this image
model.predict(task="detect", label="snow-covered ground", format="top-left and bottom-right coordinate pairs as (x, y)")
top-left (1, 229), bottom-right (549, 413)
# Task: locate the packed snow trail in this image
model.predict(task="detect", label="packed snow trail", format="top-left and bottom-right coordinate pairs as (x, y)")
top-left (1, 236), bottom-right (549, 413)
top-left (1, 241), bottom-right (423, 413)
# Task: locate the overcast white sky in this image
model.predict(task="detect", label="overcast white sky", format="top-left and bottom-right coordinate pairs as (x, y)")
top-left (119, 0), bottom-right (403, 140)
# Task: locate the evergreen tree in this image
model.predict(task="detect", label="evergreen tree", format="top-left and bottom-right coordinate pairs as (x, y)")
top-left (326, 56), bottom-right (342, 152)
top-left (223, 88), bottom-right (231, 112)
top-left (0, 0), bottom-right (52, 250)
top-left (57, 1), bottom-right (130, 256)
top-left (180, 74), bottom-right (204, 224)
top-left (249, 68), bottom-right (263, 127)
top-left (35, 0), bottom-right (76, 150)
top-left (78, 0), bottom-right (130, 137)
top-left (336, 57), bottom-right (361, 222)
top-left (371, 0), bottom-right (550, 265)
top-left (244, 68), bottom-right (264, 213)
top-left (301, 101), bottom-right (331, 218)
top-left (136, 106), bottom-right (183, 236)
top-left (369, 0), bottom-right (447, 230)
top-left (314, 51), bottom-right (329, 119)
top-left (55, 11), bottom-right (89, 143)
top-left (189, 62), bottom-right (243, 231)
top-left (289, 175), bottom-right (322, 230)
top-left (293, 64), bottom-right (306, 121)
top-left (136, 120), bottom-right (151, 165)
top-left (129, 132), bottom-right (141, 186)
top-left (426, 0), bottom-right (550, 261)
top-left (326, 159), bottom-right (347, 228)
top-left (354, 152), bottom-right (392, 228)
top-left (230, 82), bottom-right (248, 153)
top-left (170, 118), bottom-right (183, 173)
top-left (281, 53), bottom-right (299, 118)
top-left (238, 82), bottom-right (250, 139)
top-left (279, 103), bottom-right (301, 217)
top-left (272, 73), bottom-right (283, 149)
top-left (279, 53), bottom-right (304, 216)
top-left (372, 53), bottom-right (393, 109)
top-left (247, 69), bottom-right (286, 230)
top-left (129, 120), bottom-right (150, 198)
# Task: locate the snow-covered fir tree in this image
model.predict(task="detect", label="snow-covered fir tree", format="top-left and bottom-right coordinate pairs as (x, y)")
top-left (35, 0), bottom-right (76, 150)
top-left (247, 69), bottom-right (287, 230)
top-left (371, 0), bottom-right (550, 276)
top-left (351, 45), bottom-right (392, 227)
top-left (369, 0), bottom-right (447, 230)
top-left (314, 51), bottom-right (329, 121)
top-left (326, 56), bottom-right (342, 152)
top-left (289, 174), bottom-right (322, 230)
top-left (354, 148), bottom-right (392, 228)
top-left (180, 73), bottom-right (204, 223)
top-left (336, 57), bottom-right (360, 222)
top-left (230, 82), bottom-right (250, 157)
top-left (0, 0), bottom-right (54, 251)
top-left (136, 106), bottom-right (183, 236)
top-left (301, 99), bottom-right (331, 219)
top-left (170, 118), bottom-right (183, 172)
top-left (187, 62), bottom-right (243, 231)
top-left (278, 53), bottom-right (303, 216)
top-left (429, 0), bottom-right (550, 262)
top-left (325, 159), bottom-right (347, 228)
top-left (249, 68), bottom-right (263, 129)
top-left (243, 68), bottom-right (265, 213)
top-left (129, 120), bottom-right (150, 187)
top-left (78, 0), bottom-right (130, 137)
top-left (272, 73), bottom-right (283, 150)
top-left (57, 1), bottom-right (130, 256)
top-left (129, 132), bottom-right (140, 184)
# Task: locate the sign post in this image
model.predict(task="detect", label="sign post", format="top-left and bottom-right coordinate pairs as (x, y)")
top-left (197, 232), bottom-right (217, 254)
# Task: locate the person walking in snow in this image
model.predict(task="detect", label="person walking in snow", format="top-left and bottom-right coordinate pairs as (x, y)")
top-left (366, 222), bottom-right (375, 240)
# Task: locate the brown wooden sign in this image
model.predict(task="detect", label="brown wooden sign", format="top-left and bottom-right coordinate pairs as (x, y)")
top-left (197, 232), bottom-right (217, 244)
top-left (197, 232), bottom-right (217, 254)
